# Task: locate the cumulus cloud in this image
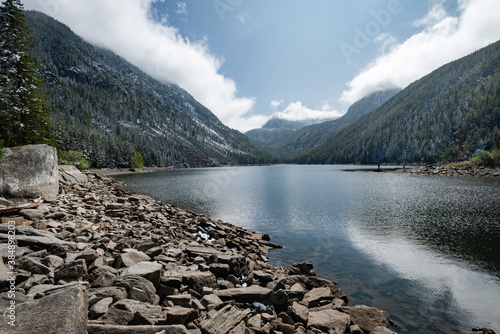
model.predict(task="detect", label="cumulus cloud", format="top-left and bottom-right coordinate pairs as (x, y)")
top-left (341, 0), bottom-right (500, 104)
top-left (22, 0), bottom-right (256, 131)
top-left (270, 99), bottom-right (284, 108)
top-left (272, 101), bottom-right (343, 122)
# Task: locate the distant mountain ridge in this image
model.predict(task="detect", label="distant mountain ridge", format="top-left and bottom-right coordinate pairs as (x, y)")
top-left (26, 11), bottom-right (268, 168)
top-left (302, 40), bottom-right (500, 164)
top-left (274, 89), bottom-right (400, 151)
top-left (245, 118), bottom-right (333, 146)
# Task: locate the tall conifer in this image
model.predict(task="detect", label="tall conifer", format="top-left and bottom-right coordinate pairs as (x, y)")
top-left (0, 0), bottom-right (51, 146)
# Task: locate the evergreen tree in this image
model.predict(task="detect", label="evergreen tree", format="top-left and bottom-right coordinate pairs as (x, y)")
top-left (0, 0), bottom-right (51, 147)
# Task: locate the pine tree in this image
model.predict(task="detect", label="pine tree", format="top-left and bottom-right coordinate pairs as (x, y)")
top-left (0, 0), bottom-right (51, 147)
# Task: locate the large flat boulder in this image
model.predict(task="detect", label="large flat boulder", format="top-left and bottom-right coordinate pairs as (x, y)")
top-left (0, 144), bottom-right (59, 202)
top-left (0, 283), bottom-right (87, 333)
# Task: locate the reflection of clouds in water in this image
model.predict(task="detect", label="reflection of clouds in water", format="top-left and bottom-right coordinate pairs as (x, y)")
top-left (347, 223), bottom-right (500, 331)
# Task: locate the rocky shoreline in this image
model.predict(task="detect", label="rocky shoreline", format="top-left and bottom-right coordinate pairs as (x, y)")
top-left (393, 164), bottom-right (500, 177)
top-left (0, 166), bottom-right (496, 333)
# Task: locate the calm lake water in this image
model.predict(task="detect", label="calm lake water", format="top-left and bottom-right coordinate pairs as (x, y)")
top-left (115, 165), bottom-right (500, 333)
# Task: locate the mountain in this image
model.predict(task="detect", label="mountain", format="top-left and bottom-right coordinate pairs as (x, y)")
top-left (25, 11), bottom-right (269, 168)
top-left (275, 89), bottom-right (399, 152)
top-left (245, 118), bottom-right (330, 146)
top-left (303, 40), bottom-right (500, 164)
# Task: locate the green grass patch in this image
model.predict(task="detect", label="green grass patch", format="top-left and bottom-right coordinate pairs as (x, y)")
top-left (58, 150), bottom-right (90, 171)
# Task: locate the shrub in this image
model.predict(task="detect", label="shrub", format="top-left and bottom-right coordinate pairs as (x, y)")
top-left (470, 148), bottom-right (500, 166)
top-left (58, 150), bottom-right (90, 171)
top-left (133, 152), bottom-right (144, 168)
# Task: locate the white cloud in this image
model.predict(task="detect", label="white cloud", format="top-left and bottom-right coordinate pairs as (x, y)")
top-left (341, 0), bottom-right (500, 104)
top-left (243, 101), bottom-right (343, 131)
top-left (272, 101), bottom-right (343, 122)
top-left (413, 0), bottom-right (447, 28)
top-left (270, 99), bottom-right (284, 108)
top-left (22, 0), bottom-right (256, 132)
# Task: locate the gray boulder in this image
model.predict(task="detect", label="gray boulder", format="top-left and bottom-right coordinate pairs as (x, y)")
top-left (0, 144), bottom-right (59, 202)
top-left (0, 283), bottom-right (88, 334)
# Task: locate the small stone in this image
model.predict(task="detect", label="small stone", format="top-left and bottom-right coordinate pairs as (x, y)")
top-left (18, 256), bottom-right (51, 275)
top-left (20, 209), bottom-right (44, 220)
top-left (89, 297), bottom-right (113, 319)
top-left (46, 212), bottom-right (67, 220)
top-left (302, 287), bottom-right (333, 307)
top-left (200, 294), bottom-right (223, 307)
top-left (165, 306), bottom-right (198, 325)
top-left (120, 250), bottom-right (151, 267)
top-left (54, 259), bottom-right (87, 280)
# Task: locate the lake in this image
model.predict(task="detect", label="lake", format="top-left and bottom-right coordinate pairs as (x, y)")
top-left (114, 165), bottom-right (500, 333)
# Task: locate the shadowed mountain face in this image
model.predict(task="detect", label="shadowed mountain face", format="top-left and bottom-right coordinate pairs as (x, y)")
top-left (25, 11), bottom-right (269, 168)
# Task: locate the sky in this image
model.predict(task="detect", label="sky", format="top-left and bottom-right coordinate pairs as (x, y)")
top-left (22, 0), bottom-right (500, 132)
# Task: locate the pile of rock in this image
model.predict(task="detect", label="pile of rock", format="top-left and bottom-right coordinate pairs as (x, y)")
top-left (395, 165), bottom-right (500, 177)
top-left (0, 167), bottom-right (402, 333)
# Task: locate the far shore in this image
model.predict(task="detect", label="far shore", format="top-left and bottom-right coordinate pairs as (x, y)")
top-left (88, 166), bottom-right (172, 176)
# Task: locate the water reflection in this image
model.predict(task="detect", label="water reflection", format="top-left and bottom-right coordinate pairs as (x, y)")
top-left (348, 224), bottom-right (500, 332)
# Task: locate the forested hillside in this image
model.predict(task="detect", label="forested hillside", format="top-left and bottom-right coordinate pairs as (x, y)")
top-left (302, 40), bottom-right (500, 164)
top-left (25, 11), bottom-right (269, 168)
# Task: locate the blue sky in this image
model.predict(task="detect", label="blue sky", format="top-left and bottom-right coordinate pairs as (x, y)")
top-left (23, 0), bottom-right (500, 131)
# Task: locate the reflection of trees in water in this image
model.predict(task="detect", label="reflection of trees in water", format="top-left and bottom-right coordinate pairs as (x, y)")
top-left (350, 177), bottom-right (500, 275)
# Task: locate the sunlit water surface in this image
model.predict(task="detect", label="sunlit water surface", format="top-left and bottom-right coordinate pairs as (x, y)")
top-left (115, 165), bottom-right (500, 333)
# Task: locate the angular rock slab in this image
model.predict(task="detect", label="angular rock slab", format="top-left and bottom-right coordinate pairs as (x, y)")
top-left (0, 224), bottom-right (86, 249)
top-left (180, 270), bottom-right (217, 293)
top-left (215, 285), bottom-right (271, 302)
top-left (0, 144), bottom-right (59, 202)
top-left (0, 283), bottom-right (87, 334)
top-left (200, 304), bottom-right (251, 334)
top-left (340, 305), bottom-right (390, 333)
top-left (122, 261), bottom-right (162, 287)
top-left (87, 324), bottom-right (189, 334)
top-left (59, 165), bottom-right (88, 185)
top-left (302, 286), bottom-right (333, 306)
top-left (308, 309), bottom-right (350, 333)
